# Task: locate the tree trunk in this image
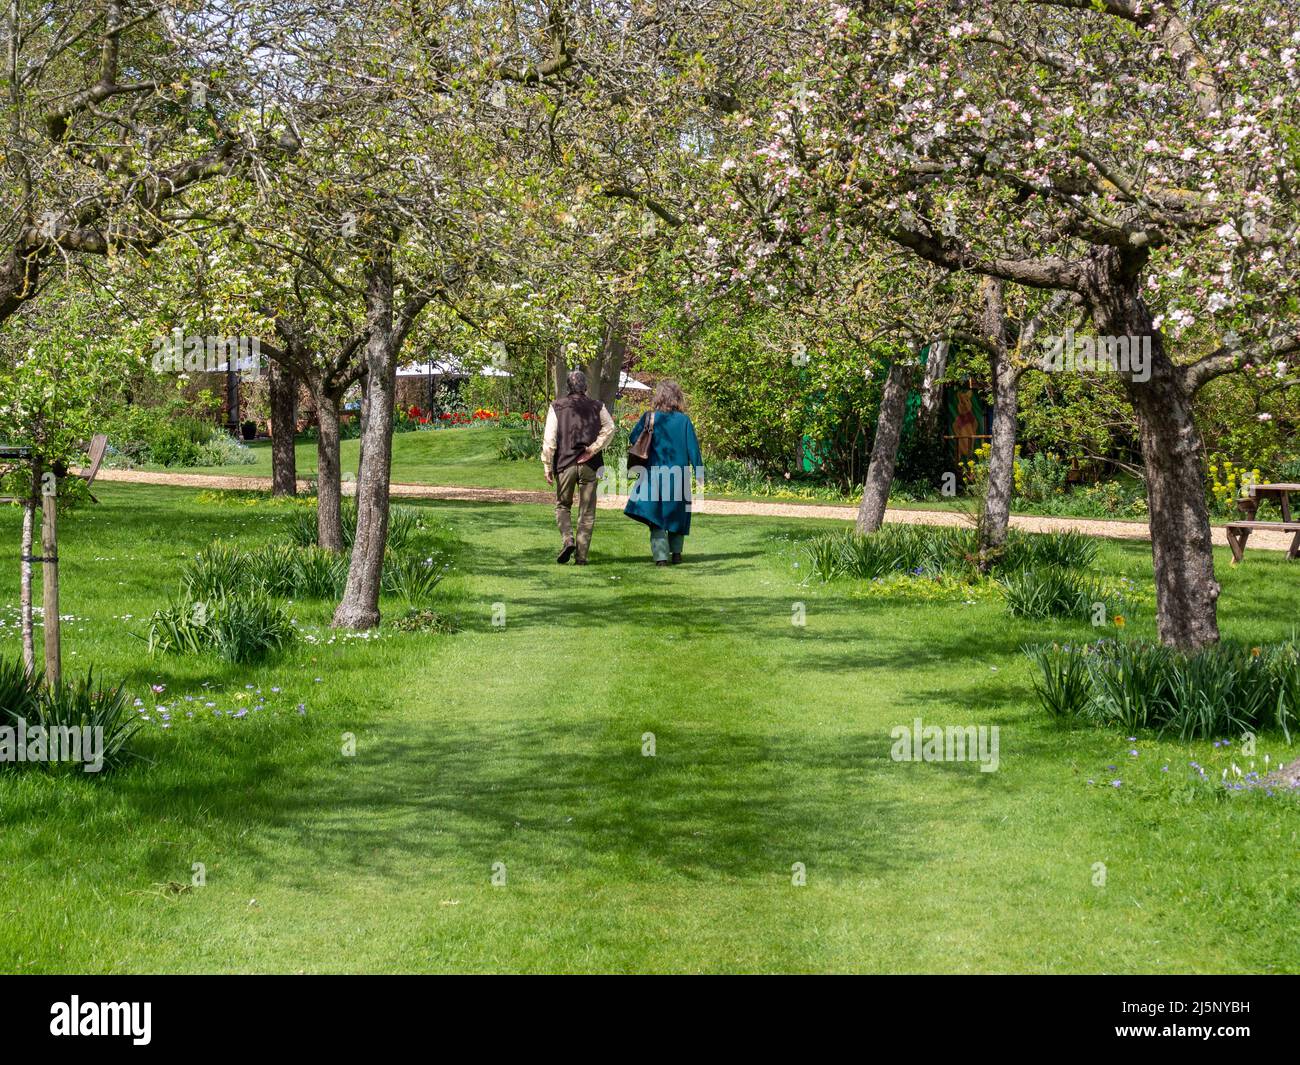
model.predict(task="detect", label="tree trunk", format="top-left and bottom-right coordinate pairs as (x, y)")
top-left (356, 366), bottom-right (370, 477)
top-left (917, 339), bottom-right (949, 437)
top-left (225, 364), bottom-right (240, 436)
top-left (1124, 361), bottom-right (1220, 649)
top-left (856, 358), bottom-right (913, 533)
top-left (981, 353), bottom-right (1019, 568)
top-left (1090, 260), bottom-right (1219, 649)
top-left (589, 319), bottom-right (626, 414)
top-left (333, 260), bottom-right (397, 630)
top-left (0, 246), bottom-right (40, 328)
top-left (551, 345), bottom-right (569, 401)
top-left (269, 361), bottom-right (298, 496)
top-left (313, 383), bottom-right (344, 552)
top-left (978, 279), bottom-right (1017, 567)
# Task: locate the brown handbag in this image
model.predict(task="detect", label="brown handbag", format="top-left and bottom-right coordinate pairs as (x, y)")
top-left (627, 411), bottom-right (654, 469)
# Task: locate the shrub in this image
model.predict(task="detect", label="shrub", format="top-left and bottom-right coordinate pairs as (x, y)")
top-left (105, 407), bottom-right (220, 468)
top-left (283, 506), bottom-right (320, 548)
top-left (1022, 644), bottom-right (1091, 720)
top-left (194, 429), bottom-right (257, 467)
top-left (1013, 529), bottom-right (1098, 571)
top-left (392, 608), bottom-right (461, 634)
top-left (806, 526), bottom-right (1109, 586)
top-left (702, 456), bottom-right (774, 496)
top-left (962, 442), bottom-right (1024, 497)
top-left (888, 478), bottom-right (940, 503)
top-left (0, 657), bottom-right (40, 725)
top-left (181, 542), bottom-right (249, 599)
top-left (146, 425), bottom-right (203, 467)
top-left (181, 536), bottom-right (447, 605)
top-left (36, 670), bottom-right (142, 773)
top-left (246, 543), bottom-right (302, 597)
top-left (0, 660), bottom-right (141, 773)
top-left (1016, 451), bottom-right (1069, 504)
top-left (496, 433), bottom-right (542, 462)
top-left (103, 439), bottom-right (149, 469)
top-left (1029, 480), bottom-right (1149, 520)
top-left (145, 592), bottom-right (296, 664)
top-left (999, 567), bottom-right (1092, 620)
top-left (999, 562), bottom-right (1139, 622)
top-left (1086, 641), bottom-right (1175, 732)
top-left (288, 546), bottom-right (350, 599)
top-left (141, 416), bottom-right (214, 467)
top-left (802, 525), bottom-right (982, 582)
top-left (1024, 640), bottom-right (1300, 739)
top-left (1206, 455), bottom-right (1262, 516)
top-left (381, 553), bottom-right (449, 605)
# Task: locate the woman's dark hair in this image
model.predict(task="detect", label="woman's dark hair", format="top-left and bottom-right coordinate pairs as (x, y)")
top-left (652, 379), bottom-right (686, 413)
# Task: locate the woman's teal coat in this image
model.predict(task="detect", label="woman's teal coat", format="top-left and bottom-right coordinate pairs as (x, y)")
top-left (623, 410), bottom-right (703, 535)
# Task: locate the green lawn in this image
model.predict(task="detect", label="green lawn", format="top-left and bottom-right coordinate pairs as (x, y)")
top-left (0, 483), bottom-right (1296, 973)
top-left (174, 426), bottom-right (545, 491)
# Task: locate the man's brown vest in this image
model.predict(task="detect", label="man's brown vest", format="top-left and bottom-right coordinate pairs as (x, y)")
top-left (551, 393), bottom-right (604, 474)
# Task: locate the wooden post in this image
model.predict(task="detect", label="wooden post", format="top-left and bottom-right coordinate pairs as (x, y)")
top-left (19, 457), bottom-right (38, 678)
top-left (41, 468), bottom-right (60, 687)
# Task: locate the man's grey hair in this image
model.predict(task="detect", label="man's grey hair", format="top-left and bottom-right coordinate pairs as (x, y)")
top-left (566, 369), bottom-right (588, 395)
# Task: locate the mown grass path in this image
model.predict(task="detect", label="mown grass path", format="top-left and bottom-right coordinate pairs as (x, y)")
top-left (0, 484), bottom-right (1296, 972)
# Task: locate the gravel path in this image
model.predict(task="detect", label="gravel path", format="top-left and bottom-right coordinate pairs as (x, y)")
top-left (93, 467), bottom-right (1300, 554)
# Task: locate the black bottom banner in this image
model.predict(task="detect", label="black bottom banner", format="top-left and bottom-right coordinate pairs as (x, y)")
top-left (1, 974), bottom-right (1292, 1052)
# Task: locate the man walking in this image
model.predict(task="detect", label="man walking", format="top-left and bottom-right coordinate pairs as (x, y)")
top-left (541, 369), bottom-right (616, 565)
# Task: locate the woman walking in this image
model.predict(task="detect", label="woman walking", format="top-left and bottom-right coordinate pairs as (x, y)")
top-left (624, 380), bottom-right (704, 566)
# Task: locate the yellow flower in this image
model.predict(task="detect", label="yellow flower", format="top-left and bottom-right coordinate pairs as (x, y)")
top-left (1113, 615), bottom-right (1126, 628)
top-left (1251, 646), bottom-right (1261, 657)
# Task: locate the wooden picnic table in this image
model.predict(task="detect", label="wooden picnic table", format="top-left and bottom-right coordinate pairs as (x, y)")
top-left (1247, 482), bottom-right (1300, 522)
top-left (1228, 483), bottom-right (1300, 562)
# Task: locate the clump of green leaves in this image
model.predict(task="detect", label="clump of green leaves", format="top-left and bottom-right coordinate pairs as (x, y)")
top-left (496, 433), bottom-right (542, 461)
top-left (145, 592), bottom-right (296, 664)
top-left (802, 524), bottom-right (981, 582)
top-left (804, 526), bottom-right (1099, 583)
top-left (1025, 640), bottom-right (1300, 739)
top-left (381, 554), bottom-right (451, 606)
top-left (391, 608), bottom-right (461, 634)
top-left (0, 660), bottom-right (142, 774)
